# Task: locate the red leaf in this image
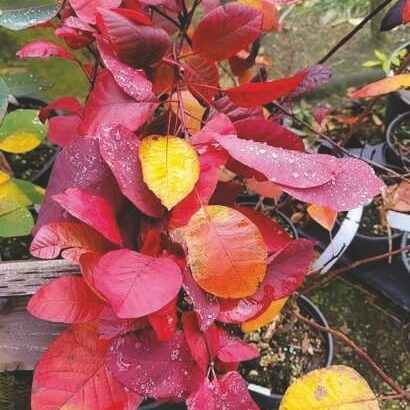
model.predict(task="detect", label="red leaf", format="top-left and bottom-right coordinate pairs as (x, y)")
top-left (32, 323), bottom-right (142, 409)
top-left (187, 372), bottom-right (258, 410)
top-left (217, 330), bottom-right (259, 363)
top-left (48, 115), bottom-right (82, 147)
top-left (225, 71), bottom-right (306, 107)
top-left (216, 135), bottom-right (337, 188)
top-left (261, 238), bottom-right (315, 300)
top-left (79, 251), bottom-right (106, 299)
top-left (183, 269), bottom-right (220, 331)
top-left (235, 206), bottom-right (292, 253)
top-left (39, 96), bottom-right (83, 122)
top-left (192, 3), bottom-right (262, 61)
top-left (404, 0), bottom-right (410, 23)
top-left (169, 149), bottom-right (228, 228)
top-left (94, 249), bottom-right (182, 318)
top-left (97, 8), bottom-right (170, 68)
top-left (30, 222), bottom-right (113, 261)
top-left (191, 113), bottom-right (236, 147)
top-left (182, 55), bottom-right (219, 104)
top-left (182, 312), bottom-right (210, 373)
top-left (69, 0), bottom-right (122, 24)
top-left (282, 157), bottom-right (385, 211)
top-left (27, 276), bottom-right (105, 324)
top-left (148, 298), bottom-right (178, 341)
top-left (17, 41), bottom-right (75, 61)
top-left (106, 330), bottom-right (201, 400)
top-left (34, 138), bottom-right (119, 234)
top-left (111, 7), bottom-right (153, 25)
top-left (53, 188), bottom-right (122, 245)
top-left (234, 118), bottom-right (304, 151)
top-left (97, 37), bottom-right (158, 101)
top-left (56, 16), bottom-right (95, 49)
top-left (79, 70), bottom-right (158, 135)
top-left (99, 306), bottom-right (149, 339)
top-left (209, 94), bottom-right (263, 122)
top-left (98, 125), bottom-right (164, 218)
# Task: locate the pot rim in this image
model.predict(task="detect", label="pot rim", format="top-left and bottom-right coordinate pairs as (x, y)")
top-left (385, 111), bottom-right (410, 165)
top-left (400, 232), bottom-right (410, 273)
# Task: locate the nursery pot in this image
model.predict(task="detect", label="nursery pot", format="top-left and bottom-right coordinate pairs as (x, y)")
top-left (400, 232), bottom-right (410, 275)
top-left (140, 296), bottom-right (334, 410)
top-left (5, 96), bottom-right (59, 188)
top-left (385, 42), bottom-right (410, 127)
top-left (246, 295), bottom-right (334, 409)
top-left (385, 111), bottom-right (410, 169)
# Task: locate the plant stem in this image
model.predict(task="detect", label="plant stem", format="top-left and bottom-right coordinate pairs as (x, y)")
top-left (293, 307), bottom-right (410, 401)
top-left (317, 0), bottom-right (396, 65)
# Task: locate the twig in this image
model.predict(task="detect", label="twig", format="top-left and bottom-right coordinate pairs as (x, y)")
top-left (303, 245), bottom-right (410, 294)
top-left (317, 0), bottom-right (396, 65)
top-left (293, 307), bottom-right (410, 401)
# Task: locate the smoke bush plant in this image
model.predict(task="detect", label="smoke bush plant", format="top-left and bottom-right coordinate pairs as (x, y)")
top-left (0, 0), bottom-right (388, 408)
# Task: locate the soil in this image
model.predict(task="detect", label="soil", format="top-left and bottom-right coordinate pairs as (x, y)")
top-left (0, 235), bottom-right (32, 261)
top-left (390, 118), bottom-right (410, 165)
top-left (4, 142), bottom-right (57, 182)
top-left (240, 303), bottom-right (328, 395)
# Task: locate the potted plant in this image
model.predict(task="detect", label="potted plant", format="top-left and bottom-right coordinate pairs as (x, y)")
top-left (386, 111), bottom-right (410, 168)
top-left (0, 1), bottom-right (387, 409)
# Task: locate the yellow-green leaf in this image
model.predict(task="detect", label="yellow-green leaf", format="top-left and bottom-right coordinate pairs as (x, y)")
top-left (0, 109), bottom-right (47, 153)
top-left (280, 365), bottom-right (380, 410)
top-left (0, 170), bottom-right (11, 185)
top-left (0, 207), bottom-right (34, 237)
top-left (139, 135), bottom-right (200, 209)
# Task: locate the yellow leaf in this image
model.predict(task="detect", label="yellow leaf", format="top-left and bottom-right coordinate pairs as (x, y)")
top-left (0, 179), bottom-right (33, 209)
top-left (280, 365), bottom-right (380, 410)
top-left (170, 90), bottom-right (205, 134)
top-left (241, 297), bottom-right (288, 333)
top-left (0, 130), bottom-right (42, 153)
top-left (0, 170), bottom-right (11, 185)
top-left (185, 205), bottom-right (267, 298)
top-left (139, 135), bottom-right (200, 209)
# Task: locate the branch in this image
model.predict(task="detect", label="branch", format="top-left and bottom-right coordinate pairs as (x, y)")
top-left (293, 307), bottom-right (410, 401)
top-left (317, 0), bottom-right (396, 65)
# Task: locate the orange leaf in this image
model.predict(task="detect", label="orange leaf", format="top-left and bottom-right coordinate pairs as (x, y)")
top-left (351, 74), bottom-right (410, 98)
top-left (185, 205), bottom-right (267, 298)
top-left (241, 297), bottom-right (288, 332)
top-left (307, 204), bottom-right (337, 231)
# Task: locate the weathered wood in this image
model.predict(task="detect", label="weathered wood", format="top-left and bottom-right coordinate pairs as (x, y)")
top-left (0, 259), bottom-right (79, 296)
top-left (0, 297), bottom-right (66, 371)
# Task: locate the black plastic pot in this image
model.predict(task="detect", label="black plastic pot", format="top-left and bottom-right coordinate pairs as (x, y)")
top-left (400, 232), bottom-right (410, 274)
top-left (385, 111), bottom-right (410, 169)
top-left (5, 96), bottom-right (59, 188)
top-left (140, 296), bottom-right (334, 410)
top-left (247, 295), bottom-right (334, 409)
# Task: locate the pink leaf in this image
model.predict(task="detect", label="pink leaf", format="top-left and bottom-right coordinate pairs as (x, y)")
top-left (53, 187), bottom-right (122, 245)
top-left (27, 276), bottom-right (105, 324)
top-left (32, 323), bottom-right (142, 409)
top-left (216, 135), bottom-right (338, 188)
top-left (17, 41), bottom-right (76, 61)
top-left (106, 330), bottom-right (201, 400)
top-left (94, 249), bottom-right (182, 318)
top-left (148, 298), bottom-right (178, 342)
top-left (225, 71), bottom-right (306, 107)
top-left (97, 8), bottom-right (170, 68)
top-left (98, 125), bottom-right (164, 218)
top-left (187, 372), bottom-right (258, 410)
top-left (183, 269), bottom-right (220, 331)
top-left (48, 115), bottom-right (82, 147)
top-left (30, 222), bottom-right (113, 261)
top-left (79, 70), bottom-right (158, 135)
top-left (191, 113), bottom-right (236, 147)
top-left (97, 37), bottom-right (158, 101)
top-left (192, 4), bottom-right (262, 61)
top-left (69, 0), bottom-right (122, 24)
top-left (169, 149), bottom-right (228, 228)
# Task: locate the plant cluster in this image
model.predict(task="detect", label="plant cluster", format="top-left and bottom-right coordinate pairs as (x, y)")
top-left (0, 0), bottom-right (395, 408)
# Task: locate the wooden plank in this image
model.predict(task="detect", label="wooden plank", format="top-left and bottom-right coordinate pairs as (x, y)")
top-left (0, 297), bottom-right (65, 371)
top-left (0, 259), bottom-right (79, 296)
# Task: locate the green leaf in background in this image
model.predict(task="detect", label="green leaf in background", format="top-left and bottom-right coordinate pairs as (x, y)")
top-left (0, 77), bottom-right (8, 124)
top-left (0, 207), bottom-right (34, 237)
top-left (0, 0), bottom-right (64, 30)
top-left (2, 71), bottom-right (51, 97)
top-left (0, 109), bottom-right (47, 153)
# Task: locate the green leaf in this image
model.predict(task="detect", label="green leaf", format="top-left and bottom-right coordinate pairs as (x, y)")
top-left (0, 0), bottom-right (64, 30)
top-left (0, 207), bottom-right (34, 237)
top-left (3, 72), bottom-right (51, 97)
top-left (0, 109), bottom-right (47, 154)
top-left (374, 49), bottom-right (386, 62)
top-left (0, 77), bottom-right (9, 125)
top-left (13, 179), bottom-right (44, 204)
top-left (362, 60), bottom-right (380, 68)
